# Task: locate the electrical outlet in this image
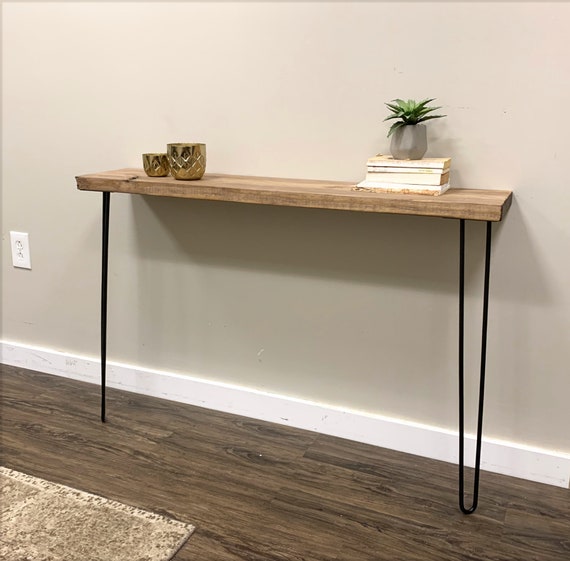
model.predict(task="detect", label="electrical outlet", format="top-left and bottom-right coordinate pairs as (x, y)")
top-left (10, 231), bottom-right (32, 269)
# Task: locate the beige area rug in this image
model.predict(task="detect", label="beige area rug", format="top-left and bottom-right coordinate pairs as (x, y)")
top-left (0, 466), bottom-right (195, 561)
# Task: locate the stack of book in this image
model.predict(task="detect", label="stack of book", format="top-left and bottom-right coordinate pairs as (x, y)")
top-left (356, 154), bottom-right (451, 196)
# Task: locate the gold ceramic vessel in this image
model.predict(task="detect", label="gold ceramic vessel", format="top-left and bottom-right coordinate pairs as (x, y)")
top-left (167, 143), bottom-right (206, 180)
top-left (142, 153), bottom-right (170, 177)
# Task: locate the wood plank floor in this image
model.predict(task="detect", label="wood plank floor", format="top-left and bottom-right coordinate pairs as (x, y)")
top-left (1, 364), bottom-right (568, 560)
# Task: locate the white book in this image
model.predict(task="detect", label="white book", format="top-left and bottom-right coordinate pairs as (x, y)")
top-left (366, 165), bottom-right (447, 174)
top-left (367, 154), bottom-right (451, 170)
top-left (364, 170), bottom-right (450, 186)
top-left (355, 180), bottom-right (451, 196)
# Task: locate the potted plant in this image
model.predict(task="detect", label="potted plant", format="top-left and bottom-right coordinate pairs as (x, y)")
top-left (384, 98), bottom-right (445, 160)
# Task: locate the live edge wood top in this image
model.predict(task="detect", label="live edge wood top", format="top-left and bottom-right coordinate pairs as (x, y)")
top-left (76, 168), bottom-right (513, 222)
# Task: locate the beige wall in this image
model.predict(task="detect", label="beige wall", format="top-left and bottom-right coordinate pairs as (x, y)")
top-left (2, 2), bottom-right (569, 453)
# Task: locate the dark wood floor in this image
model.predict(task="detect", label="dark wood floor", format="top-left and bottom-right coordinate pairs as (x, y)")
top-left (1, 364), bottom-right (569, 560)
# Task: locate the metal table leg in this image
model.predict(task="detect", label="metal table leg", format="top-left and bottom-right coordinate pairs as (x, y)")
top-left (101, 192), bottom-right (110, 423)
top-left (458, 219), bottom-right (492, 514)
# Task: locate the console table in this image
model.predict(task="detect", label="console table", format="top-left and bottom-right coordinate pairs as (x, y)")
top-left (76, 168), bottom-right (512, 514)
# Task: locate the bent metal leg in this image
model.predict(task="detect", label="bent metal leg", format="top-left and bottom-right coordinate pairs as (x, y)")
top-left (458, 219), bottom-right (492, 514)
top-left (101, 192), bottom-right (110, 423)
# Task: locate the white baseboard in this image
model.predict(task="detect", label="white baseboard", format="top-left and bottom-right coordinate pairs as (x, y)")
top-left (2, 340), bottom-right (569, 488)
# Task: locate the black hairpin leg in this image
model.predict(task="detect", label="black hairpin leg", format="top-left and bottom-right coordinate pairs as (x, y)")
top-left (458, 219), bottom-right (492, 514)
top-left (101, 192), bottom-right (111, 423)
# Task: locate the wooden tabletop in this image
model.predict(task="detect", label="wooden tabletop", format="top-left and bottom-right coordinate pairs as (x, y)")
top-left (76, 168), bottom-right (513, 222)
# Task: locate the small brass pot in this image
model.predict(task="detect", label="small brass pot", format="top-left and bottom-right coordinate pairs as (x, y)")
top-left (142, 153), bottom-right (170, 177)
top-left (167, 143), bottom-right (206, 180)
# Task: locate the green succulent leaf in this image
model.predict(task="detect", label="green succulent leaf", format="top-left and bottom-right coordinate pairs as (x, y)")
top-left (387, 121), bottom-right (406, 137)
top-left (417, 114), bottom-right (447, 122)
top-left (385, 102), bottom-right (403, 114)
top-left (383, 97), bottom-right (445, 137)
top-left (415, 98), bottom-right (436, 110)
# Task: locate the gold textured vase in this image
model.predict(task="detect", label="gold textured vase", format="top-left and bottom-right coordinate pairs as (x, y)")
top-left (167, 143), bottom-right (206, 180)
top-left (142, 153), bottom-right (170, 177)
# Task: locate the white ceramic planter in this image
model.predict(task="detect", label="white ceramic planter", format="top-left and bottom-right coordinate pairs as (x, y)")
top-left (390, 124), bottom-right (427, 160)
